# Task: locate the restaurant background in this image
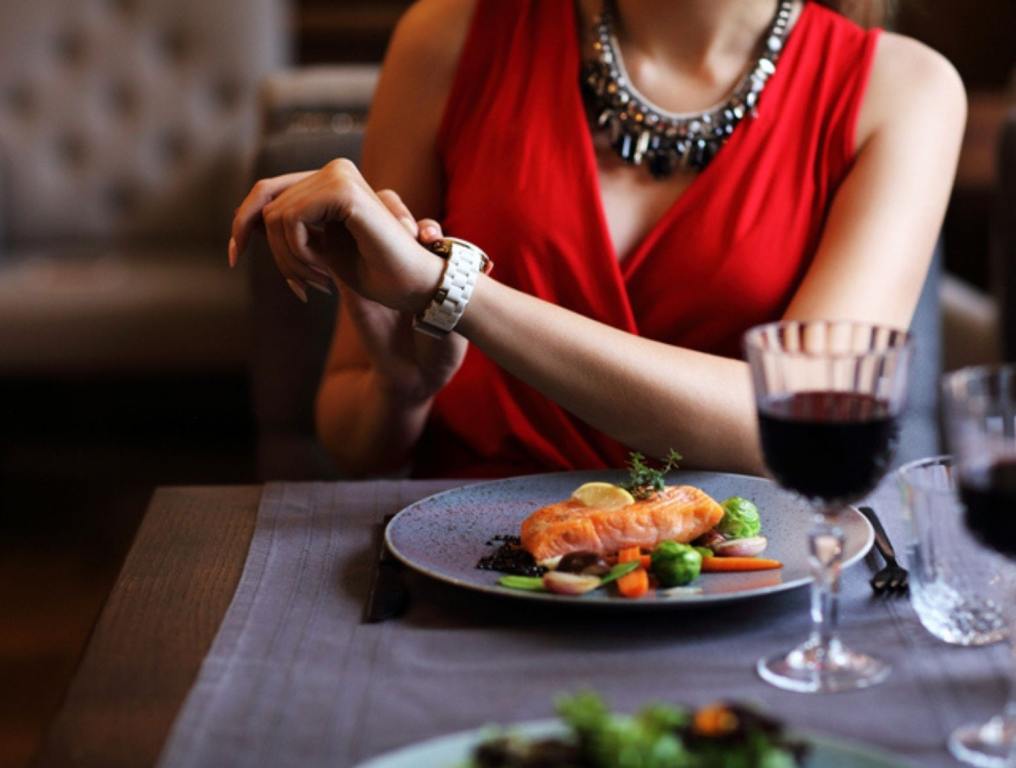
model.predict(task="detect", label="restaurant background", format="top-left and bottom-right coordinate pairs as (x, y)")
top-left (1, 0), bottom-right (1014, 765)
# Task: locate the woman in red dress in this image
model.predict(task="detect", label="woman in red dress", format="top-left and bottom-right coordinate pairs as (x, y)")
top-left (230, 0), bottom-right (965, 479)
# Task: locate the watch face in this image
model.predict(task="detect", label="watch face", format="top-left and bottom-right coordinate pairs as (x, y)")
top-left (429, 239), bottom-right (454, 259)
top-left (430, 237), bottom-right (494, 274)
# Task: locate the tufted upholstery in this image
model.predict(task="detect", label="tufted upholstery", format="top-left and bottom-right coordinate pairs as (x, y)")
top-left (0, 0), bottom-right (289, 372)
top-left (0, 0), bottom-right (289, 245)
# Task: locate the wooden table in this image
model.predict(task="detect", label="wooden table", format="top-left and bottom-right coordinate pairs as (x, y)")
top-left (32, 487), bottom-right (262, 768)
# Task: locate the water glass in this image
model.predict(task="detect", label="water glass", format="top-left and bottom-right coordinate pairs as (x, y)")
top-left (898, 455), bottom-right (1007, 646)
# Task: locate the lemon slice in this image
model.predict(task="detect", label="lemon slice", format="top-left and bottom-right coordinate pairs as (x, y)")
top-left (571, 482), bottom-right (635, 510)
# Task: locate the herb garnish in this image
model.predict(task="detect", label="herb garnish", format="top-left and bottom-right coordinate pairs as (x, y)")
top-left (621, 449), bottom-right (683, 500)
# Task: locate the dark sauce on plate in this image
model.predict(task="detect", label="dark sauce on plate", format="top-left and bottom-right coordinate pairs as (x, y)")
top-left (476, 534), bottom-right (546, 577)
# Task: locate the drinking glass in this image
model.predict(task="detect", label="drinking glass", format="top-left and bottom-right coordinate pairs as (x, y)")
top-left (943, 365), bottom-right (1016, 767)
top-left (744, 320), bottom-right (911, 693)
top-left (897, 455), bottom-right (1007, 647)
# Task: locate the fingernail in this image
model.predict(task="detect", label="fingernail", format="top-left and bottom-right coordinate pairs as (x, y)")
top-left (309, 263), bottom-right (331, 280)
top-left (421, 226), bottom-right (439, 240)
top-left (286, 278), bottom-right (308, 303)
top-left (399, 217), bottom-right (417, 233)
top-left (228, 237), bottom-right (237, 268)
top-left (306, 278), bottom-right (333, 296)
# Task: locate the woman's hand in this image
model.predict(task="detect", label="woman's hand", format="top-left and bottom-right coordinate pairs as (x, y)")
top-left (230, 161), bottom-right (467, 404)
top-left (229, 159), bottom-right (444, 314)
top-left (337, 195), bottom-right (468, 405)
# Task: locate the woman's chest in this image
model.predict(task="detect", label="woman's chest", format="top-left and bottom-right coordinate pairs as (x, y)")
top-left (592, 139), bottom-right (698, 264)
top-left (443, 113), bottom-right (826, 341)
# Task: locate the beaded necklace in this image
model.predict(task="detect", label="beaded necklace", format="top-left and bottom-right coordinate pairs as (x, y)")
top-left (581, 0), bottom-right (795, 177)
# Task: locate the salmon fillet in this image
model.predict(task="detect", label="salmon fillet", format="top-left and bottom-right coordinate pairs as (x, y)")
top-left (520, 485), bottom-right (725, 563)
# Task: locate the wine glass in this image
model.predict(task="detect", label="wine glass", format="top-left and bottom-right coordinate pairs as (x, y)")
top-left (744, 320), bottom-right (912, 693)
top-left (943, 364), bottom-right (1016, 767)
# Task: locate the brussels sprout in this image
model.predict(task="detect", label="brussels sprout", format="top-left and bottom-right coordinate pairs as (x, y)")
top-left (717, 497), bottom-right (762, 539)
top-left (650, 540), bottom-right (703, 587)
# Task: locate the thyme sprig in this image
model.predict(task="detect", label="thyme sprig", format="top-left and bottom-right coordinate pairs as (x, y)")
top-left (621, 449), bottom-right (683, 500)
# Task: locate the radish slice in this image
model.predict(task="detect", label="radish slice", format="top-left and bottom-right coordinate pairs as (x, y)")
top-left (713, 536), bottom-right (768, 557)
top-left (542, 571), bottom-right (602, 595)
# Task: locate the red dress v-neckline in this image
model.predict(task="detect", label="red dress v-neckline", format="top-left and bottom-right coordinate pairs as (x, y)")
top-left (424, 0), bottom-right (879, 477)
top-left (567, 1), bottom-right (815, 281)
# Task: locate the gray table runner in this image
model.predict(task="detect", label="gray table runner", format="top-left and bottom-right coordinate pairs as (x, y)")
top-left (158, 480), bottom-right (1008, 767)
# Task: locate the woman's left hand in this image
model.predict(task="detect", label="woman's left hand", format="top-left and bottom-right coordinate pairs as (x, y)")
top-left (230, 159), bottom-right (444, 312)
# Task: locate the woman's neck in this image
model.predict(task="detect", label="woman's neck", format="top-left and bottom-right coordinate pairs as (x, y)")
top-left (613, 0), bottom-right (780, 72)
top-left (583, 0), bottom-right (793, 111)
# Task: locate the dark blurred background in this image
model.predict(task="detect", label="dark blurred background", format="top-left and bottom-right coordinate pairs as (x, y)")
top-left (2, 1), bottom-right (1014, 766)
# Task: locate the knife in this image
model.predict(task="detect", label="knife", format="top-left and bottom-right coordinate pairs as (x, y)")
top-left (363, 513), bottom-right (410, 623)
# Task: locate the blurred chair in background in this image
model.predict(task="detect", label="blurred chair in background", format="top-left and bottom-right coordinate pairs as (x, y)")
top-left (0, 0), bottom-right (289, 374)
top-left (248, 66), bottom-right (376, 480)
top-left (0, 6), bottom-right (291, 765)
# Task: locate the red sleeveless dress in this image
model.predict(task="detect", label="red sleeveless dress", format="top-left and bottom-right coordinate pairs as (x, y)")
top-left (414, 1), bottom-right (880, 478)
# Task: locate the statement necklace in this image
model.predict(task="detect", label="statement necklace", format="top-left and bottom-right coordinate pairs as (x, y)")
top-left (581, 0), bottom-right (795, 178)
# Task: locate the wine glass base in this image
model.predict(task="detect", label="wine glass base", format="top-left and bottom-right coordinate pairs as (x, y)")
top-left (949, 716), bottom-right (1016, 768)
top-left (756, 637), bottom-right (890, 693)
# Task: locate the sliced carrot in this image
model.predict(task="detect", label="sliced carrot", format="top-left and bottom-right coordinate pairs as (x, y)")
top-left (614, 547), bottom-right (649, 597)
top-left (617, 566), bottom-right (650, 598)
top-left (639, 554), bottom-right (652, 569)
top-left (701, 557), bottom-right (783, 572)
top-left (618, 546), bottom-right (641, 563)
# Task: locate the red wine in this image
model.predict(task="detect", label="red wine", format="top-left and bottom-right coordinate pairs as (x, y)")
top-left (960, 460), bottom-right (1016, 558)
top-left (758, 391), bottom-right (898, 504)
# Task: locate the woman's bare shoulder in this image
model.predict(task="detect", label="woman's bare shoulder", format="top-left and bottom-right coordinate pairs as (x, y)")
top-left (385, 0), bottom-right (477, 84)
top-left (855, 31), bottom-right (967, 152)
top-left (362, 0), bottom-right (477, 205)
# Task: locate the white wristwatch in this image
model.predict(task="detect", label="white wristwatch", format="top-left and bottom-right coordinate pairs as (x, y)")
top-left (413, 237), bottom-right (493, 339)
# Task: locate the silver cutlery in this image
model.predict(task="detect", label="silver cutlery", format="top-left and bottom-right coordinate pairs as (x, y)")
top-left (363, 513), bottom-right (410, 623)
top-left (859, 506), bottom-right (909, 595)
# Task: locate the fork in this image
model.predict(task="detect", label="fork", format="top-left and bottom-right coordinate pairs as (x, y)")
top-left (859, 506), bottom-right (909, 594)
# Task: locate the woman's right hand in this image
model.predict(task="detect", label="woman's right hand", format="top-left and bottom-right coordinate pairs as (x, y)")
top-left (340, 190), bottom-right (468, 405)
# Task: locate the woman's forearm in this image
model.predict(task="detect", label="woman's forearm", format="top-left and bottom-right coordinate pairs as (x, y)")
top-left (458, 276), bottom-right (764, 474)
top-left (315, 367), bottom-right (432, 477)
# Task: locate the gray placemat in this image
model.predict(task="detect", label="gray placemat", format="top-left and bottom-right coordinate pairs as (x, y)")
top-left (158, 479), bottom-right (1007, 767)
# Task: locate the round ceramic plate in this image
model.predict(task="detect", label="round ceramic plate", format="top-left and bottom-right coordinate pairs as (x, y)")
top-left (386, 470), bottom-right (873, 608)
top-left (355, 719), bottom-right (914, 768)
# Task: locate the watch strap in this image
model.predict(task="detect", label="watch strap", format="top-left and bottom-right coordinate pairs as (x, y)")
top-left (413, 238), bottom-right (492, 338)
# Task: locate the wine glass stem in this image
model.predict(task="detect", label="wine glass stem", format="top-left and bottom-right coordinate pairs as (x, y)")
top-left (975, 574), bottom-right (1016, 761)
top-left (1003, 573), bottom-right (1016, 753)
top-left (809, 511), bottom-right (845, 658)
